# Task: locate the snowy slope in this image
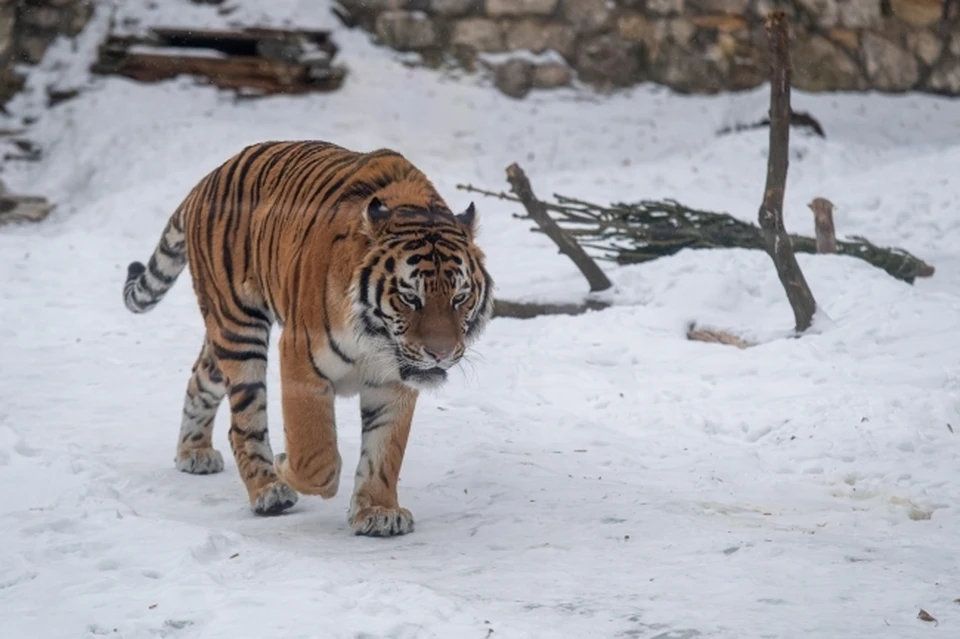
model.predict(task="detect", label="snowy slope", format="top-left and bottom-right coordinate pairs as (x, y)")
top-left (2, 1), bottom-right (960, 638)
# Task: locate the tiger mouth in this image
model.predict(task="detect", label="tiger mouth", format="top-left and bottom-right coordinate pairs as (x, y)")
top-left (399, 364), bottom-right (447, 384)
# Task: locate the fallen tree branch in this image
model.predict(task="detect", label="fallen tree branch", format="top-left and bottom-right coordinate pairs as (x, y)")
top-left (455, 186), bottom-right (934, 284)
top-left (808, 197), bottom-right (837, 253)
top-left (504, 163), bottom-right (613, 294)
top-left (492, 299), bottom-right (608, 319)
top-left (757, 10), bottom-right (818, 333)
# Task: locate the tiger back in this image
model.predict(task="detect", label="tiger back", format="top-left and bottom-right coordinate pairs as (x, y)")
top-left (122, 140), bottom-right (494, 536)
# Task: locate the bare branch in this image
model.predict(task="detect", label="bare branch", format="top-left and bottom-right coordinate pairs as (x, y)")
top-left (503, 163), bottom-right (613, 293)
top-left (758, 11), bottom-right (818, 333)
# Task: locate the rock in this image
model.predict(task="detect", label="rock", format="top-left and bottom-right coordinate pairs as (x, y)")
top-left (20, 6), bottom-right (61, 29)
top-left (827, 28), bottom-right (860, 51)
top-left (375, 10), bottom-right (438, 51)
top-left (650, 42), bottom-right (723, 92)
top-left (617, 14), bottom-right (650, 42)
top-left (927, 57), bottom-right (960, 93)
top-left (430, 0), bottom-right (481, 16)
top-left (339, 0), bottom-right (410, 11)
top-left (690, 14), bottom-right (749, 32)
top-left (861, 32), bottom-right (920, 90)
top-left (0, 4), bottom-right (14, 64)
top-left (890, 0), bottom-right (942, 26)
top-left (18, 34), bottom-right (54, 64)
top-left (495, 58), bottom-right (535, 98)
top-left (452, 18), bottom-right (505, 51)
top-left (792, 34), bottom-right (864, 91)
top-left (0, 67), bottom-right (23, 105)
top-left (505, 20), bottom-right (576, 59)
top-left (647, 0), bottom-right (685, 15)
top-left (560, 0), bottom-right (613, 34)
top-left (647, 18), bottom-right (695, 48)
top-left (727, 41), bottom-right (766, 90)
top-left (486, 0), bottom-right (557, 17)
top-left (576, 34), bottom-right (644, 88)
top-left (951, 34), bottom-right (960, 57)
top-left (838, 0), bottom-right (882, 27)
top-left (906, 29), bottom-right (941, 66)
top-left (533, 61), bottom-right (572, 88)
top-left (686, 0), bottom-right (750, 13)
top-left (63, 1), bottom-right (93, 37)
top-left (796, 0), bottom-right (840, 27)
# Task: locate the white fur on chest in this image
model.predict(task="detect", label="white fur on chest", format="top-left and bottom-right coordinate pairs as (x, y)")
top-left (311, 325), bottom-right (399, 397)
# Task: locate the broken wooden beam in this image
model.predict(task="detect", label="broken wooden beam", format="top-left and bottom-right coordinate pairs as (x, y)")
top-left (91, 26), bottom-right (347, 97)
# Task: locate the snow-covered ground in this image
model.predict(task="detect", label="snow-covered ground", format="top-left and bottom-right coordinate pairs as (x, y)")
top-left (2, 1), bottom-right (960, 637)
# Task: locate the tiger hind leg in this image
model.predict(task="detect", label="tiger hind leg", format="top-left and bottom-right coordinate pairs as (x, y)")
top-left (175, 337), bottom-right (227, 475)
top-left (212, 326), bottom-right (299, 516)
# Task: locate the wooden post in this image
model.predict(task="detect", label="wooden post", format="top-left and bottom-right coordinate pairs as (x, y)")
top-left (807, 197), bottom-right (837, 254)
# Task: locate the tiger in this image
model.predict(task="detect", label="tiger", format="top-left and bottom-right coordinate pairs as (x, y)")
top-left (122, 140), bottom-right (495, 537)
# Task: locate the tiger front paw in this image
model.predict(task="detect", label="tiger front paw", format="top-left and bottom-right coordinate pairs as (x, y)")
top-left (349, 504), bottom-right (415, 537)
top-left (274, 451), bottom-right (341, 499)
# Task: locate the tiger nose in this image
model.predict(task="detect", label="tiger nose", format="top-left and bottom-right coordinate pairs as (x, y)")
top-left (423, 340), bottom-right (456, 362)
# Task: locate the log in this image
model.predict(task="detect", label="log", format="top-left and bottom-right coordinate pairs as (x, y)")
top-left (757, 11), bottom-right (818, 333)
top-left (493, 299), bottom-right (608, 319)
top-left (686, 323), bottom-right (755, 349)
top-left (0, 194), bottom-right (54, 226)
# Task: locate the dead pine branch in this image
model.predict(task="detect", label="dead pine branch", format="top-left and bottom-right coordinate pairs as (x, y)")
top-left (758, 11), bottom-right (818, 334)
top-left (454, 186), bottom-right (935, 284)
top-left (504, 163), bottom-right (613, 294)
top-left (808, 197), bottom-right (837, 254)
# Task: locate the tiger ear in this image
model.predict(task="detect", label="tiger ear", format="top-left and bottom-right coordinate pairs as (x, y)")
top-left (456, 202), bottom-right (476, 234)
top-left (364, 197), bottom-right (392, 227)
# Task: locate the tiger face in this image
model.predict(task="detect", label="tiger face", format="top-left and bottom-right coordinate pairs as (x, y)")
top-left (353, 197), bottom-right (494, 389)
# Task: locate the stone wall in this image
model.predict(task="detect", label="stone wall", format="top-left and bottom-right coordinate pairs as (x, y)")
top-left (337, 0), bottom-right (960, 98)
top-left (0, 0), bottom-right (93, 105)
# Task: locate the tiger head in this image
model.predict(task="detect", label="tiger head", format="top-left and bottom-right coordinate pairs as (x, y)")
top-left (351, 196), bottom-right (495, 389)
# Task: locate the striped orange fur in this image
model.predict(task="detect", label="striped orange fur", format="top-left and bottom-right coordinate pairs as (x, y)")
top-left (123, 140), bottom-right (494, 536)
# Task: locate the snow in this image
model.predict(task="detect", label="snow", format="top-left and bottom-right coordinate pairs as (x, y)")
top-left (2, 0), bottom-right (960, 637)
